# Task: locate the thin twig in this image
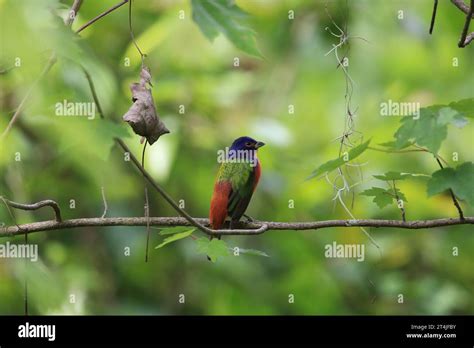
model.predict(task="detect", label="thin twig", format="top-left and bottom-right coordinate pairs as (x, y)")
top-left (128, 0), bottom-right (146, 64)
top-left (435, 158), bottom-right (465, 219)
top-left (462, 31), bottom-right (474, 45)
top-left (65, 0), bottom-right (84, 26)
top-left (0, 54), bottom-right (57, 141)
top-left (1, 216), bottom-right (472, 237)
top-left (429, 0), bottom-right (439, 34)
top-left (142, 141), bottom-right (151, 263)
top-left (83, 68), bottom-right (104, 119)
top-left (458, 0), bottom-right (474, 47)
top-left (76, 0), bottom-right (129, 34)
top-left (451, 0), bottom-right (474, 17)
top-left (392, 180), bottom-right (406, 222)
top-left (1, 197), bottom-right (62, 222)
top-left (100, 186), bottom-right (108, 218)
top-left (144, 187), bottom-right (150, 262)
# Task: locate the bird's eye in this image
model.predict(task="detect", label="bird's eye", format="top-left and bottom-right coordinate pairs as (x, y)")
top-left (245, 142), bottom-right (252, 147)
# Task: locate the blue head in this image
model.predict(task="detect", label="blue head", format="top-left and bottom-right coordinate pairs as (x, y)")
top-left (226, 136), bottom-right (265, 167)
top-left (229, 136), bottom-right (265, 151)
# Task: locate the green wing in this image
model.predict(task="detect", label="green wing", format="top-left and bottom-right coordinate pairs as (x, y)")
top-left (216, 161), bottom-right (256, 220)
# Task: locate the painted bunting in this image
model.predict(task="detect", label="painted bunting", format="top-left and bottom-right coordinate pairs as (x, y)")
top-left (209, 136), bottom-right (265, 231)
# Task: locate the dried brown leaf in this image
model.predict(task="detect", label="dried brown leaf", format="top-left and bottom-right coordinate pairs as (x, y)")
top-left (123, 66), bottom-right (169, 145)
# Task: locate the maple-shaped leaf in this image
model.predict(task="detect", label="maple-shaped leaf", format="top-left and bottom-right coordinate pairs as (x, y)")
top-left (427, 162), bottom-right (474, 206)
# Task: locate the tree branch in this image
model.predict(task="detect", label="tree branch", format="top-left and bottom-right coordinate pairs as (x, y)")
top-left (1, 198), bottom-right (62, 223)
top-left (430, 1), bottom-right (474, 47)
top-left (462, 31), bottom-right (474, 44)
top-left (65, 0), bottom-right (84, 26)
top-left (1, 217), bottom-right (472, 238)
top-left (451, 0), bottom-right (474, 17)
top-left (458, 0), bottom-right (474, 46)
top-left (76, 0), bottom-right (129, 34)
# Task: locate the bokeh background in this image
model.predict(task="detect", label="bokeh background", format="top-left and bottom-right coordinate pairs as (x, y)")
top-left (0, 0), bottom-right (473, 315)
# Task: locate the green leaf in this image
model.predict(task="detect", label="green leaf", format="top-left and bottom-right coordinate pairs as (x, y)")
top-left (88, 120), bottom-right (131, 161)
top-left (373, 171), bottom-right (429, 181)
top-left (448, 98), bottom-right (474, 118)
top-left (158, 227), bottom-right (196, 235)
top-left (48, 15), bottom-right (83, 62)
top-left (234, 248), bottom-right (270, 257)
top-left (191, 0), bottom-right (262, 58)
top-left (427, 162), bottom-right (474, 206)
top-left (394, 107), bottom-right (445, 154)
top-left (155, 229), bottom-right (195, 249)
top-left (360, 187), bottom-right (394, 208)
top-left (307, 140), bottom-right (371, 180)
top-left (97, 119), bottom-right (131, 140)
top-left (395, 189), bottom-right (407, 202)
top-left (438, 107), bottom-right (468, 128)
top-left (195, 237), bottom-right (230, 262)
top-left (393, 103), bottom-right (469, 154)
top-left (360, 187), bottom-right (406, 208)
top-left (58, 119), bottom-right (131, 161)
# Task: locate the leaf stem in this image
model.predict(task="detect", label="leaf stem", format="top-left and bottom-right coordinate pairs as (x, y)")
top-left (435, 158), bottom-right (465, 220)
top-left (367, 146), bottom-right (427, 154)
top-left (392, 180), bottom-right (406, 222)
top-left (142, 141), bottom-right (151, 263)
top-left (128, 0), bottom-right (146, 65)
top-left (429, 0), bottom-right (439, 34)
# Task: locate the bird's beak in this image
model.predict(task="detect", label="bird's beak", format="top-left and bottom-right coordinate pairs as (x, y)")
top-left (255, 141), bottom-right (265, 149)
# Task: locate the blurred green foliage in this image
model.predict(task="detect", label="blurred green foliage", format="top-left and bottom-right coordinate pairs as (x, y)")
top-left (0, 0), bottom-right (473, 315)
